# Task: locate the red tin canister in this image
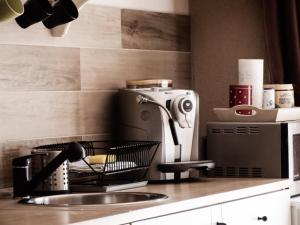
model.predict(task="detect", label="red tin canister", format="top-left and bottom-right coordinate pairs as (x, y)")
top-left (229, 85), bottom-right (252, 115)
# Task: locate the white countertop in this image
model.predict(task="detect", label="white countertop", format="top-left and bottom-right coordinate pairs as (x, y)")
top-left (0, 178), bottom-right (290, 225)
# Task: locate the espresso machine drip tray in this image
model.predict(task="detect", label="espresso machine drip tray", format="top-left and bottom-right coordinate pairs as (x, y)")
top-left (157, 160), bottom-right (215, 182)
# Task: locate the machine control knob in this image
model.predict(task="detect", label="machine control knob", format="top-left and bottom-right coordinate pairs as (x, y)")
top-left (180, 99), bottom-right (193, 113)
top-left (172, 95), bottom-right (195, 128)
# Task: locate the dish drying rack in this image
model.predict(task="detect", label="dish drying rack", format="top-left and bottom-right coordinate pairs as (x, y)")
top-left (36, 140), bottom-right (160, 192)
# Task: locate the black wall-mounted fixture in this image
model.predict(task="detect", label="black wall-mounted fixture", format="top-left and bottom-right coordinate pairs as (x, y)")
top-left (15, 0), bottom-right (78, 29)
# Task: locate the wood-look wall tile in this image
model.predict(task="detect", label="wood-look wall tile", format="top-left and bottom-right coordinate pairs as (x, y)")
top-left (0, 5), bottom-right (121, 48)
top-left (79, 91), bottom-right (117, 135)
top-left (81, 134), bottom-right (112, 142)
top-left (81, 48), bottom-right (191, 90)
top-left (0, 91), bottom-right (117, 141)
top-left (0, 45), bottom-right (80, 91)
top-left (122, 9), bottom-right (190, 51)
top-left (0, 142), bottom-right (14, 188)
top-left (4, 136), bottom-right (83, 150)
top-left (0, 92), bottom-right (81, 140)
top-left (0, 5), bottom-right (193, 186)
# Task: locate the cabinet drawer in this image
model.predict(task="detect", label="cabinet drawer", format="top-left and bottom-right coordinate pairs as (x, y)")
top-left (132, 205), bottom-right (218, 225)
top-left (221, 189), bottom-right (291, 225)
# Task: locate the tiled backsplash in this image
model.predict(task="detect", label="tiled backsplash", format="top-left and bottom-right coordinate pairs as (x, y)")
top-left (0, 4), bottom-right (191, 187)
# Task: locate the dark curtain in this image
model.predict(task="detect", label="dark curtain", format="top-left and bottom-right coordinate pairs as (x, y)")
top-left (263, 0), bottom-right (300, 105)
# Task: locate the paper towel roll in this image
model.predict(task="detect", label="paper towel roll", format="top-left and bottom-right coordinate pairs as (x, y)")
top-left (238, 59), bottom-right (264, 108)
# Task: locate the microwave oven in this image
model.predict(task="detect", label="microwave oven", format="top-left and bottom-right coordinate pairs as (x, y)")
top-left (206, 121), bottom-right (300, 196)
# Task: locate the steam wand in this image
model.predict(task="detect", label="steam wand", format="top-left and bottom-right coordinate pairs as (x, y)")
top-left (136, 95), bottom-right (179, 147)
top-left (136, 95), bottom-right (183, 181)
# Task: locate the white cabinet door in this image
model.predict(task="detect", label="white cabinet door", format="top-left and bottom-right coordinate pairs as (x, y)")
top-left (132, 206), bottom-right (213, 225)
top-left (131, 190), bottom-right (290, 225)
top-left (221, 189), bottom-right (291, 225)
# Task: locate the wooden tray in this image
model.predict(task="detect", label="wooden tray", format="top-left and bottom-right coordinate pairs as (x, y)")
top-left (213, 105), bottom-right (300, 122)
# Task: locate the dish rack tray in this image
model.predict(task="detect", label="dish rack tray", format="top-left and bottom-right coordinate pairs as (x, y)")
top-left (35, 140), bottom-right (160, 189)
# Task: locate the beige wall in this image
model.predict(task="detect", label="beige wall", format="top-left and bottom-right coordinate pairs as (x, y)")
top-left (0, 5), bottom-right (190, 187)
top-left (190, 0), bottom-right (269, 157)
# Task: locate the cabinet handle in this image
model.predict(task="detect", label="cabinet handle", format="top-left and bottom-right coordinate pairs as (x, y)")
top-left (216, 223), bottom-right (227, 225)
top-left (257, 216), bottom-right (268, 222)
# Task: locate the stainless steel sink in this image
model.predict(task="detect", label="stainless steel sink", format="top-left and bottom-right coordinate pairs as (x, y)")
top-left (20, 192), bottom-right (168, 206)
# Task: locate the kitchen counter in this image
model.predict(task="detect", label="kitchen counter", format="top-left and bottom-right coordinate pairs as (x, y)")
top-left (0, 178), bottom-right (290, 225)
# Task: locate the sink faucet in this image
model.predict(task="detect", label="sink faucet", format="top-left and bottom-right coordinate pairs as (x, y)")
top-left (12, 142), bottom-right (86, 198)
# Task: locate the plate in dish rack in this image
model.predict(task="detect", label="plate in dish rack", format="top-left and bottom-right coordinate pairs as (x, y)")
top-left (213, 105), bottom-right (300, 122)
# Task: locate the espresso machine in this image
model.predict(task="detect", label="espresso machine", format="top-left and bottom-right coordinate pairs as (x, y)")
top-left (118, 83), bottom-right (214, 181)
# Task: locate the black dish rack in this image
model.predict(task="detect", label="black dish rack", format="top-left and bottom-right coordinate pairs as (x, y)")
top-left (35, 140), bottom-right (160, 190)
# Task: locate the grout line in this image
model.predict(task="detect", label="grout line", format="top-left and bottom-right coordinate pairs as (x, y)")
top-left (0, 90), bottom-right (118, 93)
top-left (0, 43), bottom-right (191, 54)
top-left (4, 133), bottom-right (112, 144)
top-left (79, 47), bottom-right (83, 91)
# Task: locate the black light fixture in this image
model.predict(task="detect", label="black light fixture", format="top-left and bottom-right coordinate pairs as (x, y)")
top-left (15, 0), bottom-right (78, 29)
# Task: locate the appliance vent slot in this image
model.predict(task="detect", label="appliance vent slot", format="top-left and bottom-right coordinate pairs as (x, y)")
top-left (211, 129), bottom-right (221, 134)
top-left (214, 167), bottom-right (224, 177)
top-left (236, 127), bottom-right (247, 134)
top-left (249, 127), bottom-right (260, 134)
top-left (252, 168), bottom-right (262, 177)
top-left (226, 167), bottom-right (236, 177)
top-left (223, 129), bottom-right (234, 134)
top-left (239, 167), bottom-right (249, 177)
